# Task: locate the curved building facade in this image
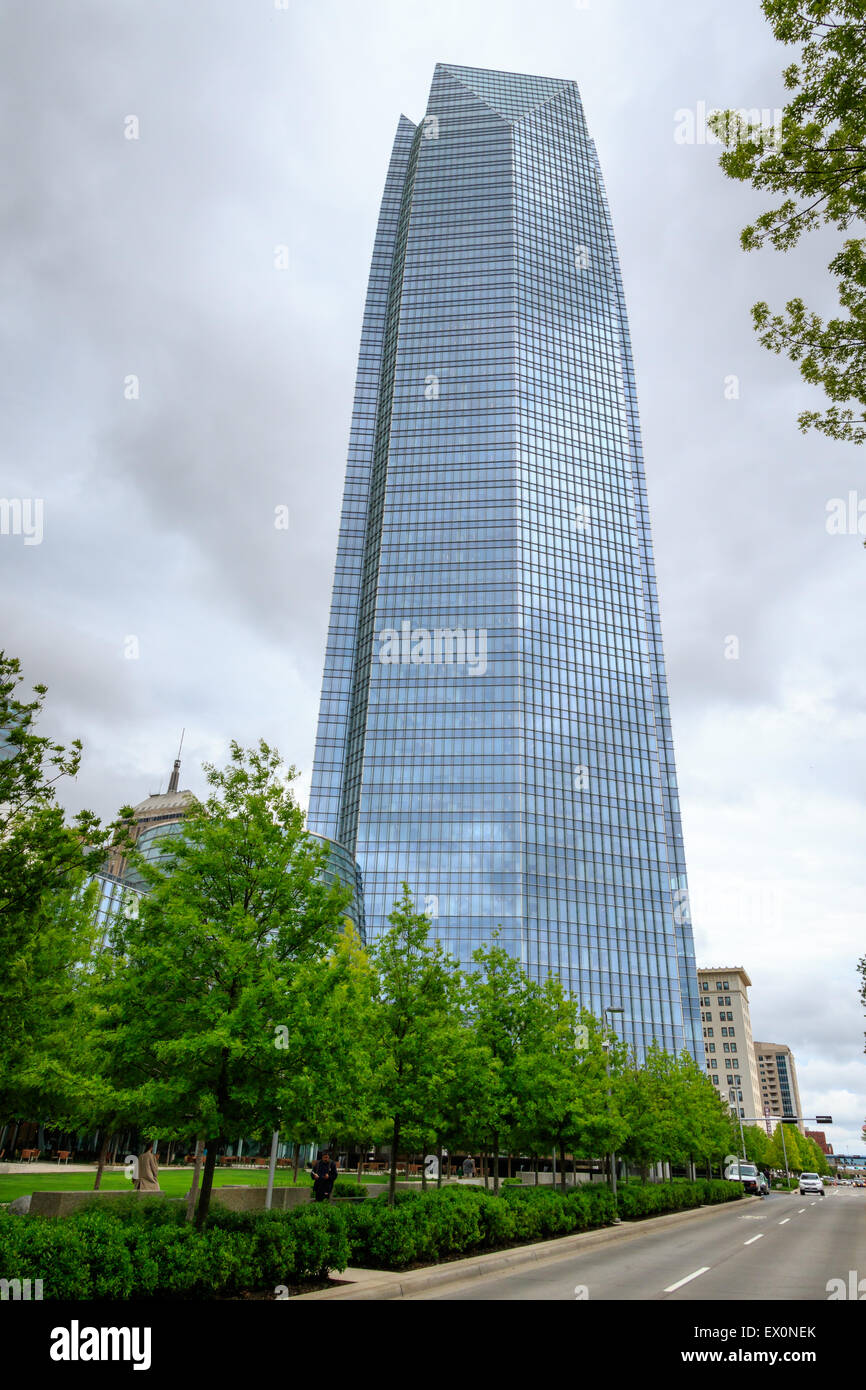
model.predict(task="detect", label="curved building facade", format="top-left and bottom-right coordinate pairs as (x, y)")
top-left (310, 63), bottom-right (702, 1060)
top-left (308, 832), bottom-right (366, 943)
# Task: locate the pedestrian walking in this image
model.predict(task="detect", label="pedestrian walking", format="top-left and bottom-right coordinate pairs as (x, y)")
top-left (135, 1141), bottom-right (161, 1192)
top-left (311, 1150), bottom-right (337, 1202)
top-left (462, 1154), bottom-right (476, 1179)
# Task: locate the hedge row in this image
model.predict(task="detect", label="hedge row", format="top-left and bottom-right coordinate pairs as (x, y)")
top-left (0, 1180), bottom-right (741, 1297)
top-left (338, 1184), bottom-right (618, 1269)
top-left (614, 1179), bottom-right (741, 1220)
top-left (0, 1201), bottom-right (349, 1299)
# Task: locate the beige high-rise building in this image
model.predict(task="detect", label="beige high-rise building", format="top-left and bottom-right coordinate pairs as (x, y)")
top-left (753, 1043), bottom-right (805, 1134)
top-left (697, 968), bottom-right (762, 1123)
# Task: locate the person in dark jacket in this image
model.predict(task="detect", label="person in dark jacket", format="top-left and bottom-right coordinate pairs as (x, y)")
top-left (311, 1151), bottom-right (337, 1202)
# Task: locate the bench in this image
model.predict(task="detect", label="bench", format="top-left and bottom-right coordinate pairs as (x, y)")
top-left (55, 1150), bottom-right (72, 1164)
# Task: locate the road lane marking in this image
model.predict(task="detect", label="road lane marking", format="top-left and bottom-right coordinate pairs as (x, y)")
top-left (744, 1234), bottom-right (764, 1245)
top-left (798, 1208), bottom-right (806, 1213)
top-left (664, 1267), bottom-right (710, 1292)
top-left (779, 1218), bottom-right (790, 1224)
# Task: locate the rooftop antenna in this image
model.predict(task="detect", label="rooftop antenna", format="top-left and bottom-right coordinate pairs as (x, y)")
top-left (168, 728), bottom-right (185, 794)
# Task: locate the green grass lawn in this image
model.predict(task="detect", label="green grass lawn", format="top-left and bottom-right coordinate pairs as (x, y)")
top-left (0, 1168), bottom-right (416, 1204)
top-left (0, 1169), bottom-right (308, 1205)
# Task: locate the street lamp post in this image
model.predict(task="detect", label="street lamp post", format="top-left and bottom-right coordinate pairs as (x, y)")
top-left (734, 1114), bottom-right (832, 1191)
top-left (722, 1089), bottom-right (747, 1161)
top-left (603, 1006), bottom-right (624, 1205)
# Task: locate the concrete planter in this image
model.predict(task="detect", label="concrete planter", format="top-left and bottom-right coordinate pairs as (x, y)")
top-left (208, 1185), bottom-right (310, 1212)
top-left (29, 1190), bottom-right (170, 1218)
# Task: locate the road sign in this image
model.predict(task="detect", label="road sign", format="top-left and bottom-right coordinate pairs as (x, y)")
top-left (815, 1115), bottom-right (833, 1124)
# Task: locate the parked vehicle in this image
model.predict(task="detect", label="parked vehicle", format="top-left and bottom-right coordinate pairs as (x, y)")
top-left (726, 1160), bottom-right (761, 1194)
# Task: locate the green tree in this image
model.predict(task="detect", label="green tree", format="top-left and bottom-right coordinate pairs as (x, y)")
top-left (464, 933), bottom-right (535, 1193)
top-left (681, 1061), bottom-right (738, 1176)
top-left (297, 924), bottom-right (384, 1175)
top-left (89, 741), bottom-right (350, 1227)
top-left (512, 984), bottom-right (626, 1191)
top-left (620, 1046), bottom-right (738, 1178)
top-left (711, 1), bottom-right (866, 443)
top-left (0, 651), bottom-right (131, 1128)
top-left (769, 1120), bottom-right (806, 1175)
top-left (742, 1123), bottom-right (774, 1168)
top-left (801, 1133), bottom-right (831, 1175)
top-left (368, 886), bottom-right (461, 1204)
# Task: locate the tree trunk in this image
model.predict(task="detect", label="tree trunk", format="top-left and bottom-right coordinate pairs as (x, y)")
top-left (492, 1132), bottom-right (500, 1195)
top-left (507, 1152), bottom-right (513, 1180)
top-left (559, 1140), bottom-right (567, 1194)
top-left (357, 1151), bottom-right (364, 1182)
top-left (534, 1153), bottom-right (539, 1185)
top-left (194, 1137), bottom-right (219, 1230)
top-left (93, 1137), bottom-right (111, 1190)
top-left (388, 1118), bottom-right (400, 1206)
top-left (186, 1139), bottom-right (205, 1223)
top-left (421, 1149), bottom-right (427, 1191)
top-left (293, 1144), bottom-right (301, 1184)
top-left (436, 1141), bottom-right (443, 1189)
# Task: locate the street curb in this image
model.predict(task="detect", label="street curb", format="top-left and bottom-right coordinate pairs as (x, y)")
top-left (295, 1196), bottom-right (763, 1300)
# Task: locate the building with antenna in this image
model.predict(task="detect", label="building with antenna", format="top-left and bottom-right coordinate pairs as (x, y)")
top-left (95, 742), bottom-right (365, 939)
top-left (93, 741), bottom-right (197, 943)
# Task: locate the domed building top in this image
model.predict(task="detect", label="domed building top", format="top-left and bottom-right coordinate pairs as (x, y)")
top-left (130, 736), bottom-right (197, 829)
top-left (132, 787), bottom-right (197, 826)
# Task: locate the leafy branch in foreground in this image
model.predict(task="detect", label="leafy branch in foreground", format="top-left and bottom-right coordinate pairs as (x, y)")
top-left (710, 1), bottom-right (866, 443)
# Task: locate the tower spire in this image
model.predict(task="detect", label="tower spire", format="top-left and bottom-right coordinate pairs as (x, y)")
top-left (168, 728), bottom-right (184, 794)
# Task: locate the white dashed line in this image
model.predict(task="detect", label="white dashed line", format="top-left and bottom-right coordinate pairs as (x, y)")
top-left (779, 1218), bottom-right (790, 1225)
top-left (665, 1267), bottom-right (711, 1292)
top-left (744, 1233), bottom-right (764, 1245)
top-left (798, 1208), bottom-right (806, 1213)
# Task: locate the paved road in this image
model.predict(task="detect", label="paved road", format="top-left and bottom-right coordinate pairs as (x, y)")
top-left (410, 1187), bottom-right (865, 1300)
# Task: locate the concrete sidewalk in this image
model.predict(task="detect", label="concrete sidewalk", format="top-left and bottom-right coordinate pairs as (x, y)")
top-left (0, 1162), bottom-right (125, 1176)
top-left (295, 1198), bottom-right (762, 1300)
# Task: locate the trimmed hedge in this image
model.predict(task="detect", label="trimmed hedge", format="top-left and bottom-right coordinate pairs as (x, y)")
top-left (330, 1178), bottom-right (367, 1199)
top-left (0, 1201), bottom-right (349, 1299)
top-left (615, 1179), bottom-right (740, 1220)
top-left (339, 1182), bottom-right (619, 1271)
top-left (0, 1178), bottom-right (742, 1296)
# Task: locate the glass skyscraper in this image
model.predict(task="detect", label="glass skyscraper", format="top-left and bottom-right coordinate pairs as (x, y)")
top-left (309, 64), bottom-right (702, 1060)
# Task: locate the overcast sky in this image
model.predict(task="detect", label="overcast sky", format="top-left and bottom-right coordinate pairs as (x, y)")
top-left (1, 0), bottom-right (863, 1151)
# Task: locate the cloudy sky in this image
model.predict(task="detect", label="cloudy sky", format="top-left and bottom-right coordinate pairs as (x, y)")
top-left (2, 0), bottom-right (863, 1149)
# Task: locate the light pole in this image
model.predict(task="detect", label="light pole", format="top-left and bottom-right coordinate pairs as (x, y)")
top-left (734, 1113), bottom-right (832, 1191)
top-left (722, 1088), bottom-right (747, 1161)
top-left (603, 1006), bottom-right (624, 1204)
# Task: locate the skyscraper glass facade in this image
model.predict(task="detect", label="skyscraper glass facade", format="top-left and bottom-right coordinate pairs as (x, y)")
top-left (309, 64), bottom-right (702, 1060)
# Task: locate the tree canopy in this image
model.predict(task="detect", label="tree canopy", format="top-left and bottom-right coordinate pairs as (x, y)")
top-left (712, 1), bottom-right (866, 443)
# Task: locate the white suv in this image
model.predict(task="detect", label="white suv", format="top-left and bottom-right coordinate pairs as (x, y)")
top-left (799, 1172), bottom-right (824, 1196)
